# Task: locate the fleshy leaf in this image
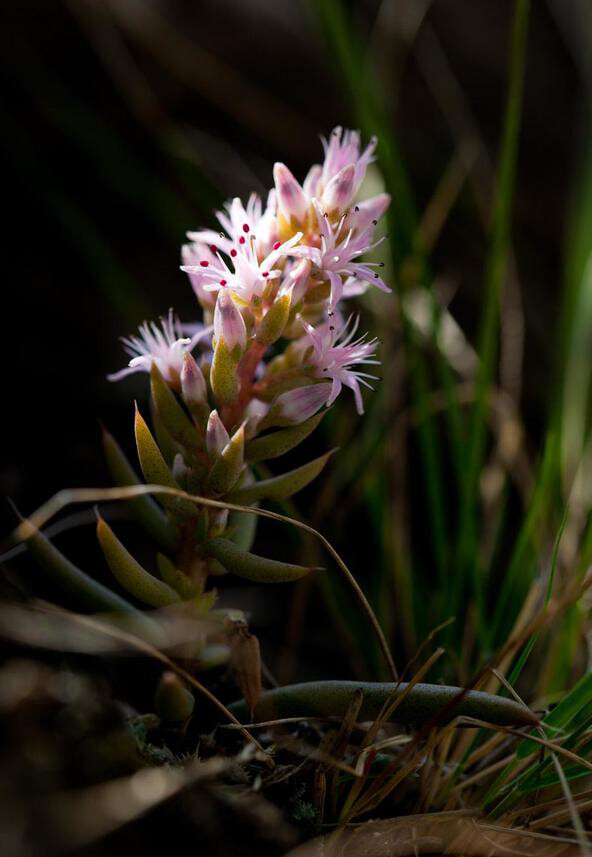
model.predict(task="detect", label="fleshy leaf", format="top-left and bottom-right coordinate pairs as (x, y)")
top-left (102, 428), bottom-right (180, 552)
top-left (20, 516), bottom-right (139, 616)
top-left (210, 338), bottom-right (239, 406)
top-left (150, 362), bottom-right (200, 451)
top-left (245, 411), bottom-right (326, 462)
top-left (207, 423), bottom-right (245, 495)
top-left (156, 553), bottom-right (200, 600)
top-left (204, 538), bottom-right (319, 583)
top-left (154, 671), bottom-right (195, 722)
top-left (256, 294), bottom-right (291, 345)
top-left (134, 405), bottom-right (197, 520)
top-left (97, 515), bottom-right (180, 607)
top-left (226, 449), bottom-right (337, 504)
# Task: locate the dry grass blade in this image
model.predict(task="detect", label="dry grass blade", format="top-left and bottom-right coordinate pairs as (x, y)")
top-left (548, 751), bottom-right (592, 856)
top-left (11, 483), bottom-right (398, 681)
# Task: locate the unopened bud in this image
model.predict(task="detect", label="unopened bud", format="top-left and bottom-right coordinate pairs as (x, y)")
top-left (213, 289), bottom-right (247, 356)
top-left (181, 352), bottom-right (207, 406)
top-left (288, 258), bottom-right (311, 305)
top-left (321, 163), bottom-right (356, 212)
top-left (273, 162), bottom-right (309, 227)
top-left (274, 383), bottom-right (331, 424)
top-left (206, 409), bottom-right (230, 457)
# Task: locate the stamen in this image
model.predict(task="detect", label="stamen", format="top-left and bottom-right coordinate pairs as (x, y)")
top-left (210, 244), bottom-right (217, 253)
top-left (219, 280), bottom-right (227, 286)
top-left (239, 236), bottom-right (246, 244)
top-left (242, 223), bottom-right (250, 233)
top-left (230, 249), bottom-right (237, 257)
top-left (200, 261), bottom-right (209, 267)
top-left (273, 241), bottom-right (281, 250)
top-left (372, 219), bottom-right (378, 225)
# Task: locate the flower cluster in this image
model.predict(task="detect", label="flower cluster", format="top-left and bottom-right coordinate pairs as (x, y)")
top-left (110, 126), bottom-right (390, 426)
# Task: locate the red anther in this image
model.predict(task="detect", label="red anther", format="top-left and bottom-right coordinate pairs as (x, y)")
top-left (239, 236), bottom-right (246, 244)
top-left (273, 241), bottom-right (281, 250)
top-left (242, 223), bottom-right (250, 233)
top-left (219, 279), bottom-right (227, 286)
top-left (262, 271), bottom-right (269, 278)
top-left (210, 244), bottom-right (217, 253)
top-left (199, 260), bottom-right (209, 267)
top-left (230, 249), bottom-right (237, 257)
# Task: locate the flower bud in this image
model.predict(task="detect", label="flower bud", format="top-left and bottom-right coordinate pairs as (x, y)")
top-left (228, 622), bottom-right (262, 714)
top-left (273, 162), bottom-right (309, 227)
top-left (206, 409), bottom-right (230, 457)
top-left (274, 383), bottom-right (332, 424)
top-left (287, 258), bottom-right (311, 305)
top-left (180, 352), bottom-right (207, 407)
top-left (345, 192), bottom-right (391, 233)
top-left (321, 163), bottom-right (356, 212)
top-left (213, 289), bottom-right (247, 356)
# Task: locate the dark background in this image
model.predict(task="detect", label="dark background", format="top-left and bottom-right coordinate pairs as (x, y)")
top-left (1, 0), bottom-right (591, 676)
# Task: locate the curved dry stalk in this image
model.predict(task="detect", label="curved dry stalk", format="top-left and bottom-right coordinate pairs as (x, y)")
top-left (11, 483), bottom-right (398, 681)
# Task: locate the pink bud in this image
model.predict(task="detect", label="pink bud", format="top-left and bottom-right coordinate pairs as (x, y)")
top-left (273, 162), bottom-right (309, 224)
top-left (321, 164), bottom-right (356, 212)
top-left (206, 409), bottom-right (230, 456)
top-left (275, 383), bottom-right (332, 424)
top-left (345, 193), bottom-right (391, 233)
top-left (287, 258), bottom-right (311, 304)
top-left (303, 164), bottom-right (322, 198)
top-left (213, 289), bottom-right (247, 353)
top-left (180, 352), bottom-right (206, 406)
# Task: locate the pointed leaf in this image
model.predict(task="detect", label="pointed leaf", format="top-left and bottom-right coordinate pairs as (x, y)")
top-left (21, 516), bottom-right (139, 616)
top-left (154, 671), bottom-right (195, 722)
top-left (245, 411), bottom-right (326, 462)
top-left (97, 515), bottom-right (180, 607)
top-left (204, 538), bottom-right (318, 583)
top-left (150, 362), bottom-right (200, 451)
top-left (156, 553), bottom-right (199, 599)
top-left (256, 294), bottom-right (291, 345)
top-left (207, 424), bottom-right (245, 495)
top-left (226, 449), bottom-right (337, 504)
top-left (102, 428), bottom-right (180, 551)
top-left (134, 405), bottom-right (197, 519)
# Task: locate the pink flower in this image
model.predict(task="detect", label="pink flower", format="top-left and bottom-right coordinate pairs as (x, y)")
top-left (319, 127), bottom-right (376, 201)
top-left (186, 192), bottom-right (279, 264)
top-left (181, 232), bottom-right (302, 305)
top-left (303, 315), bottom-right (380, 414)
top-left (108, 310), bottom-right (208, 385)
top-left (294, 201), bottom-right (390, 309)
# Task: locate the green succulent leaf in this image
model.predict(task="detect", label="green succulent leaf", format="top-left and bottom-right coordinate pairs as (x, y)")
top-left (150, 363), bottom-right (200, 451)
top-left (227, 681), bottom-right (538, 728)
top-left (134, 405), bottom-right (197, 520)
top-left (97, 515), bottom-right (180, 607)
top-left (256, 294), bottom-right (291, 345)
top-left (226, 449), bottom-right (337, 504)
top-left (245, 411), bottom-right (326, 462)
top-left (102, 427), bottom-right (180, 552)
top-left (204, 538), bottom-right (319, 583)
top-left (207, 423), bottom-right (245, 495)
top-left (21, 516), bottom-right (139, 616)
top-left (154, 671), bottom-right (195, 722)
top-left (156, 553), bottom-right (199, 600)
top-left (211, 339), bottom-right (239, 405)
